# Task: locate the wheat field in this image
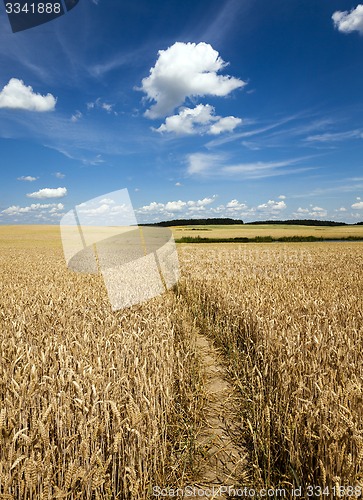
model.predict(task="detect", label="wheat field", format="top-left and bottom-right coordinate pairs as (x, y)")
top-left (177, 242), bottom-right (363, 492)
top-left (0, 229), bottom-right (203, 499)
top-left (1, 226), bottom-right (363, 498)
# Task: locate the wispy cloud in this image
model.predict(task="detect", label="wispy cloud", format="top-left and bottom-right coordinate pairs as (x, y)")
top-left (17, 175), bottom-right (38, 182)
top-left (291, 180), bottom-right (363, 198)
top-left (203, 112), bottom-right (346, 154)
top-left (71, 110), bottom-right (82, 123)
top-left (205, 112), bottom-right (307, 148)
top-left (305, 129), bottom-right (363, 143)
top-left (186, 153), bottom-right (317, 179)
top-left (190, 0), bottom-right (251, 46)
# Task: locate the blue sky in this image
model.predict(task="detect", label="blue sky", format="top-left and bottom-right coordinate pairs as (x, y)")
top-left (0, 0), bottom-right (363, 224)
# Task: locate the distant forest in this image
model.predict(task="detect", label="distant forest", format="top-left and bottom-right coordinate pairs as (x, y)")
top-left (144, 218), bottom-right (244, 226)
top-left (144, 218), bottom-right (362, 227)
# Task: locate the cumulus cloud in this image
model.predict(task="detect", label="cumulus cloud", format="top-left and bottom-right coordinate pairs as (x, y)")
top-left (295, 206), bottom-right (327, 217)
top-left (165, 200), bottom-right (186, 212)
top-left (156, 104), bottom-right (214, 134)
top-left (139, 202), bottom-right (165, 213)
top-left (139, 197), bottom-right (216, 215)
top-left (154, 103), bottom-right (241, 135)
top-left (209, 116), bottom-right (242, 135)
top-left (27, 187), bottom-right (67, 199)
top-left (17, 175), bottom-right (37, 182)
top-left (257, 200), bottom-right (287, 211)
top-left (140, 42), bottom-right (246, 118)
top-left (2, 203), bottom-right (64, 215)
top-left (0, 78), bottom-right (56, 111)
top-left (332, 4), bottom-right (363, 34)
top-left (226, 199), bottom-right (248, 210)
top-left (77, 203), bottom-right (131, 216)
top-left (352, 201), bottom-right (363, 209)
top-left (312, 206), bottom-right (325, 212)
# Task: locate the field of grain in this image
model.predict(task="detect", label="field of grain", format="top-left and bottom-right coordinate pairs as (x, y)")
top-left (177, 242), bottom-right (363, 492)
top-left (0, 227), bottom-right (204, 499)
top-left (1, 226), bottom-right (363, 498)
top-left (172, 223), bottom-right (363, 239)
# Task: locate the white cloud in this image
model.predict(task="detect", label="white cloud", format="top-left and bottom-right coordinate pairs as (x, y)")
top-left (78, 203), bottom-right (110, 215)
top-left (138, 196), bottom-right (216, 215)
top-left (17, 175), bottom-right (37, 182)
top-left (257, 200), bottom-right (287, 211)
top-left (139, 202), bottom-right (165, 213)
top-left (209, 116), bottom-right (242, 135)
top-left (165, 200), bottom-right (187, 212)
top-left (2, 203), bottom-right (64, 215)
top-left (332, 5), bottom-right (363, 34)
top-left (155, 103), bottom-right (241, 135)
top-left (87, 98), bottom-right (115, 114)
top-left (278, 195), bottom-right (286, 199)
top-left (99, 198), bottom-right (115, 204)
top-left (82, 154), bottom-right (105, 166)
top-left (186, 153), bottom-right (314, 179)
top-left (155, 104), bottom-right (214, 134)
top-left (71, 110), bottom-right (82, 122)
top-left (310, 210), bottom-right (328, 217)
top-left (54, 172), bottom-right (65, 179)
top-left (26, 187), bottom-right (67, 199)
top-left (140, 42), bottom-right (246, 118)
top-left (226, 199), bottom-right (248, 210)
top-left (101, 102), bottom-right (113, 113)
top-left (0, 78), bottom-right (56, 112)
top-left (305, 129), bottom-right (363, 142)
top-left (295, 206), bottom-right (328, 217)
top-left (241, 141), bottom-right (261, 151)
top-left (352, 201), bottom-right (363, 209)
top-left (336, 207), bottom-right (347, 212)
top-left (186, 152), bottom-right (226, 175)
top-left (187, 197), bottom-right (215, 207)
top-left (175, 182), bottom-right (182, 187)
top-left (312, 206), bottom-right (325, 212)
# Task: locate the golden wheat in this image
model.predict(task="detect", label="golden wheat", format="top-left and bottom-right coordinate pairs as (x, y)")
top-left (177, 242), bottom-right (363, 491)
top-left (0, 239), bottom-right (203, 499)
top-left (2, 226), bottom-right (362, 497)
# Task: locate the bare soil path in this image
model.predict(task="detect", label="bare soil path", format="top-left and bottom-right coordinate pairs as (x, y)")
top-left (193, 332), bottom-right (249, 498)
